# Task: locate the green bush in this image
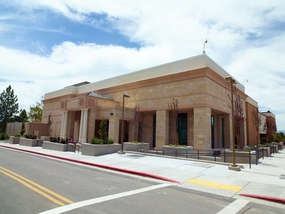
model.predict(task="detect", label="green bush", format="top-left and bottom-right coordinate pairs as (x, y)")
top-left (107, 139), bottom-right (114, 144)
top-left (24, 134), bottom-right (37, 139)
top-left (0, 133), bottom-right (9, 140)
top-left (90, 137), bottom-right (114, 144)
top-left (50, 137), bottom-right (58, 142)
top-left (90, 137), bottom-right (103, 144)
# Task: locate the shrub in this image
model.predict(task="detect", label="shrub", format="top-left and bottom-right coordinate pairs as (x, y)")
top-left (50, 137), bottom-right (57, 142)
top-left (13, 134), bottom-right (20, 137)
top-left (60, 138), bottom-right (66, 144)
top-left (107, 139), bottom-right (114, 144)
top-left (1, 133), bottom-right (9, 140)
top-left (90, 137), bottom-right (114, 144)
top-left (24, 134), bottom-right (36, 139)
top-left (90, 137), bottom-right (103, 144)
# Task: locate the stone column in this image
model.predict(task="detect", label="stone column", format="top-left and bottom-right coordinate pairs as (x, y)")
top-left (194, 107), bottom-right (211, 149)
top-left (128, 120), bottom-right (135, 142)
top-left (108, 110), bottom-right (120, 143)
top-left (60, 111), bottom-right (68, 139)
top-left (224, 114), bottom-right (231, 148)
top-left (81, 109), bottom-right (88, 143)
top-left (79, 108), bottom-right (88, 143)
top-left (155, 110), bottom-right (169, 148)
top-left (63, 111), bottom-right (68, 139)
top-left (78, 109), bottom-right (84, 142)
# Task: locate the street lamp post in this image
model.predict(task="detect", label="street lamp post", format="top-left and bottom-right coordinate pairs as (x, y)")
top-left (225, 76), bottom-right (238, 169)
top-left (119, 94), bottom-right (130, 153)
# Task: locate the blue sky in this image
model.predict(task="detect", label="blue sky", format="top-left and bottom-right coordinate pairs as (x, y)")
top-left (0, 4), bottom-right (140, 55)
top-left (0, 0), bottom-right (285, 130)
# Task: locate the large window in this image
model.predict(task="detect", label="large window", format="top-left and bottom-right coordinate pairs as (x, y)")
top-left (178, 113), bottom-right (187, 145)
top-left (211, 115), bottom-right (214, 148)
top-left (153, 114), bottom-right (156, 148)
top-left (222, 118), bottom-right (225, 148)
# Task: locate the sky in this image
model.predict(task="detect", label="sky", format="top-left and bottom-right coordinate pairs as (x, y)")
top-left (0, 0), bottom-right (285, 130)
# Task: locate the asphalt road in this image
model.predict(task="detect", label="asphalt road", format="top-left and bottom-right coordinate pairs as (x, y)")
top-left (0, 149), bottom-right (284, 214)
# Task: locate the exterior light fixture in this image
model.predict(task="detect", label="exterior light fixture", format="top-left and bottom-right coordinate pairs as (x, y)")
top-left (225, 76), bottom-right (240, 171)
top-left (119, 94), bottom-right (130, 154)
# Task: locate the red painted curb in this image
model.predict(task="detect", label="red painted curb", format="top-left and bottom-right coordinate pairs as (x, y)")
top-left (0, 145), bottom-right (180, 184)
top-left (240, 193), bottom-right (285, 204)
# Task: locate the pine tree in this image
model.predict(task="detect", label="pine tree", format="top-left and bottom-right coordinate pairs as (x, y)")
top-left (0, 85), bottom-right (19, 133)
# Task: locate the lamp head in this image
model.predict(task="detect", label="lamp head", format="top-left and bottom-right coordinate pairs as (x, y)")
top-left (225, 76), bottom-right (237, 84)
top-left (123, 94), bottom-right (130, 98)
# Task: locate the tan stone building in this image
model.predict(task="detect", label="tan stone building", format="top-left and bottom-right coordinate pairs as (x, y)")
top-left (42, 54), bottom-right (263, 149)
top-left (260, 111), bottom-right (277, 143)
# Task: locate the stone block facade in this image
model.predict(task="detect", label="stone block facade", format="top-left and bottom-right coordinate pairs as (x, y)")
top-left (41, 54), bottom-right (267, 150)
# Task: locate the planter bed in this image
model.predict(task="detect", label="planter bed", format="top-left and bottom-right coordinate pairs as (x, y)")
top-left (123, 142), bottom-right (149, 151)
top-left (19, 138), bottom-right (41, 147)
top-left (162, 145), bottom-right (194, 156)
top-left (42, 141), bottom-right (75, 152)
top-left (81, 143), bottom-right (120, 156)
top-left (220, 150), bottom-right (257, 164)
top-left (9, 136), bottom-right (20, 144)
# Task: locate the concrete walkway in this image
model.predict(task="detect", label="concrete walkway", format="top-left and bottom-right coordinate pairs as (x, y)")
top-left (1, 141), bottom-right (285, 209)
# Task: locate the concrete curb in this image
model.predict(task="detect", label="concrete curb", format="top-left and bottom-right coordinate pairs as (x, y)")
top-left (240, 193), bottom-right (285, 204)
top-left (0, 145), bottom-right (180, 184)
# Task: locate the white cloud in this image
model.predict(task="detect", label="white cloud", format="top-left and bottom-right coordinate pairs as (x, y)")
top-left (1, 0), bottom-right (285, 130)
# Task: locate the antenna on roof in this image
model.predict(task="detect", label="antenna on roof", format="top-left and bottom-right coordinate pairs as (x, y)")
top-left (243, 79), bottom-right (248, 86)
top-left (203, 39), bottom-right (208, 54)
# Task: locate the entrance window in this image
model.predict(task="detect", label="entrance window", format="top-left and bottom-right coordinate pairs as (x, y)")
top-left (211, 115), bottom-right (214, 148)
top-left (222, 118), bottom-right (225, 148)
top-left (178, 113), bottom-right (187, 145)
top-left (153, 114), bottom-right (156, 148)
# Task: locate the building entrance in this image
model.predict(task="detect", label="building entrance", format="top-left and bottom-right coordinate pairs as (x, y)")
top-left (178, 113), bottom-right (187, 145)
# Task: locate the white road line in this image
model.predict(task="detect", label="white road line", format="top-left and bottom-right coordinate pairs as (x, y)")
top-left (216, 199), bottom-right (249, 214)
top-left (39, 183), bottom-right (172, 214)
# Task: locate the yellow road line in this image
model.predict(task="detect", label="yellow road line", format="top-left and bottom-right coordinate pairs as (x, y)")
top-left (187, 178), bottom-right (242, 192)
top-left (0, 166), bottom-right (73, 205)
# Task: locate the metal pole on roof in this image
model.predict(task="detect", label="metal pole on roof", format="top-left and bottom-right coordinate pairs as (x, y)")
top-left (203, 39), bottom-right (208, 54)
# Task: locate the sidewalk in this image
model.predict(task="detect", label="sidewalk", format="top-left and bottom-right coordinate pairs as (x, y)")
top-left (1, 141), bottom-right (285, 208)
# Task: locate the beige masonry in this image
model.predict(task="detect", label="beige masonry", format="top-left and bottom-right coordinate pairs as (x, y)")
top-left (156, 110), bottom-right (169, 148)
top-left (194, 107), bottom-right (211, 149)
top-left (42, 54), bottom-right (255, 150)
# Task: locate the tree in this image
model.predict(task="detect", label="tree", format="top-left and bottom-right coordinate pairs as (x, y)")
top-left (19, 109), bottom-right (28, 122)
top-left (228, 87), bottom-right (246, 148)
top-left (251, 108), bottom-right (263, 146)
top-left (276, 132), bottom-right (285, 142)
top-left (20, 122), bottom-right (25, 136)
top-left (11, 109), bottom-right (29, 122)
top-left (47, 113), bottom-right (53, 136)
top-left (98, 120), bottom-right (108, 143)
top-left (28, 102), bottom-right (43, 122)
top-left (265, 115), bottom-right (277, 143)
top-left (0, 85), bottom-right (19, 133)
top-left (168, 98), bottom-right (179, 145)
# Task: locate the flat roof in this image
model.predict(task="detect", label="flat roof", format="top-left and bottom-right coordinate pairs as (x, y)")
top-left (44, 54), bottom-right (244, 100)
